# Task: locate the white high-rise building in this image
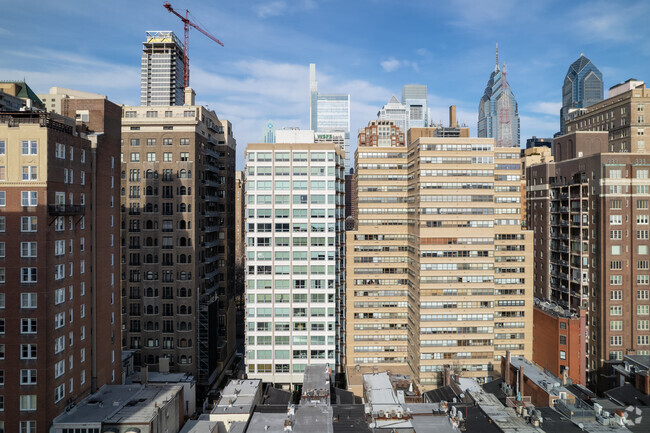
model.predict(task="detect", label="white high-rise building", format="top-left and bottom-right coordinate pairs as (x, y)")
top-left (402, 84), bottom-right (429, 130)
top-left (140, 31), bottom-right (185, 106)
top-left (244, 139), bottom-right (345, 388)
top-left (377, 95), bottom-right (407, 132)
top-left (309, 64), bottom-right (351, 172)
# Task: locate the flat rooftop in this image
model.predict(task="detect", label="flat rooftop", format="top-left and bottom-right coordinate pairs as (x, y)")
top-left (509, 356), bottom-right (570, 397)
top-left (470, 391), bottom-right (543, 433)
top-left (54, 384), bottom-right (182, 425)
top-left (179, 420), bottom-right (218, 433)
top-left (301, 364), bottom-right (331, 405)
top-left (212, 379), bottom-right (261, 415)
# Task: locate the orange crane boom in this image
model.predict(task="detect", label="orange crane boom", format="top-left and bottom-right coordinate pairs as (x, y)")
top-left (163, 2), bottom-right (224, 100)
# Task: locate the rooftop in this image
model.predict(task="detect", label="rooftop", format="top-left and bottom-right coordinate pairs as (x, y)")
top-left (179, 420), bottom-right (218, 433)
top-left (301, 364), bottom-right (332, 405)
top-left (509, 356), bottom-right (570, 397)
top-left (212, 379), bottom-right (261, 415)
top-left (54, 384), bottom-right (183, 426)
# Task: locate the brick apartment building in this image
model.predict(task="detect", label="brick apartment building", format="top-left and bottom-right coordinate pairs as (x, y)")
top-left (0, 100), bottom-right (121, 432)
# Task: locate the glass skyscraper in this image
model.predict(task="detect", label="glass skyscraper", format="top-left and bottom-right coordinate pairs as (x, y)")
top-left (309, 64), bottom-right (351, 171)
top-left (478, 48), bottom-right (520, 148)
top-left (140, 31), bottom-right (185, 106)
top-left (378, 95), bottom-right (407, 132)
top-left (560, 54), bottom-right (603, 135)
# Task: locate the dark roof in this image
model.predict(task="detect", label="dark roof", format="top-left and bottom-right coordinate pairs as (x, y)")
top-left (261, 387), bottom-right (292, 405)
top-left (458, 405), bottom-right (502, 433)
top-left (481, 379), bottom-right (508, 404)
top-left (604, 384), bottom-right (650, 407)
top-left (565, 384), bottom-right (596, 405)
top-left (537, 407), bottom-right (584, 433)
top-left (422, 385), bottom-right (459, 403)
top-left (626, 355), bottom-right (650, 369)
top-left (332, 405), bottom-right (371, 433)
top-left (332, 387), bottom-right (355, 405)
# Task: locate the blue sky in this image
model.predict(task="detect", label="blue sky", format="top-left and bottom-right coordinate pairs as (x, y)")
top-left (2, 0), bottom-right (650, 169)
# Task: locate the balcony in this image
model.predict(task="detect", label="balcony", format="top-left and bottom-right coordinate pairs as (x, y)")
top-left (48, 204), bottom-right (85, 215)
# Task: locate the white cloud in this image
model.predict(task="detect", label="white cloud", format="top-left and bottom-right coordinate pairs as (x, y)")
top-left (525, 101), bottom-right (561, 116)
top-left (380, 57), bottom-right (418, 72)
top-left (254, 0), bottom-right (317, 18)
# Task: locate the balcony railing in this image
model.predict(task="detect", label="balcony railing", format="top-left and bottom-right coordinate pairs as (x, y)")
top-left (48, 204), bottom-right (85, 216)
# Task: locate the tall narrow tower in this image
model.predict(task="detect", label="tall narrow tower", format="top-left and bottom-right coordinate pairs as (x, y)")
top-left (496, 62), bottom-right (514, 148)
top-left (141, 31), bottom-right (185, 106)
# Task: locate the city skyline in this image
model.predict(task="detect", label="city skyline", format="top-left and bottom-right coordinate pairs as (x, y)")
top-left (2, 0), bottom-right (650, 168)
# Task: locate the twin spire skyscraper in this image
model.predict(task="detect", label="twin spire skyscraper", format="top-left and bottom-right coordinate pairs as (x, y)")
top-left (478, 43), bottom-right (521, 147)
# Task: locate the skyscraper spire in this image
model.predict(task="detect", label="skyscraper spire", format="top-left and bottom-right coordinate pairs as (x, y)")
top-left (496, 42), bottom-right (499, 68)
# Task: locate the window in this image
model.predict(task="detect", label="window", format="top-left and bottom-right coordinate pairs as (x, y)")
top-left (21, 242), bottom-right (37, 258)
top-left (130, 152), bottom-right (140, 162)
top-left (21, 166), bottom-right (37, 181)
top-left (147, 152), bottom-right (156, 162)
top-left (20, 395), bottom-right (37, 411)
top-left (610, 305), bottom-right (623, 316)
top-left (638, 305), bottom-right (649, 315)
top-left (20, 421), bottom-right (36, 432)
top-left (21, 293), bottom-right (37, 308)
top-left (21, 191), bottom-right (37, 207)
top-left (20, 344), bottom-right (37, 359)
top-left (0, 191), bottom-right (4, 207)
top-left (21, 268), bottom-right (37, 283)
top-left (163, 152), bottom-right (172, 162)
top-left (610, 215), bottom-right (622, 225)
top-left (610, 230), bottom-right (622, 240)
top-left (180, 138), bottom-right (190, 145)
top-left (21, 140), bottom-right (37, 155)
top-left (610, 335), bottom-right (622, 346)
top-left (180, 152), bottom-right (189, 161)
top-left (56, 142), bottom-right (65, 158)
top-left (21, 216), bottom-right (37, 232)
top-left (0, 140), bottom-right (4, 154)
top-left (21, 319), bottom-right (37, 334)
top-left (0, 166), bottom-right (6, 181)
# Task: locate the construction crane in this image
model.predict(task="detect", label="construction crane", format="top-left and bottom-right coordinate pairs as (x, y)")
top-left (163, 1), bottom-right (224, 101)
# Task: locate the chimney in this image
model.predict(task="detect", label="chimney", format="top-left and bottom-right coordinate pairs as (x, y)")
top-left (561, 367), bottom-right (569, 386)
top-left (518, 366), bottom-right (525, 400)
top-left (449, 105), bottom-right (457, 128)
top-left (141, 366), bottom-right (148, 385)
top-left (443, 365), bottom-right (451, 386)
top-left (503, 350), bottom-right (511, 384)
top-left (184, 87), bottom-right (196, 106)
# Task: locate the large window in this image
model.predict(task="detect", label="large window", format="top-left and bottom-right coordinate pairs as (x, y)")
top-left (21, 191), bottom-right (37, 207)
top-left (21, 140), bottom-right (37, 155)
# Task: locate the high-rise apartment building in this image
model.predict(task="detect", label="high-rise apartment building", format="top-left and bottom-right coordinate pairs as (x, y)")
top-left (309, 64), bottom-right (351, 172)
top-left (346, 118), bottom-right (532, 391)
top-left (120, 92), bottom-right (237, 387)
top-left (244, 139), bottom-right (345, 388)
top-left (377, 95), bottom-right (407, 133)
top-left (402, 84), bottom-right (429, 130)
top-left (565, 80), bottom-right (649, 153)
top-left (0, 101), bottom-right (122, 432)
top-left (478, 48), bottom-right (520, 147)
top-left (141, 31), bottom-right (185, 107)
top-left (527, 129), bottom-right (650, 390)
top-left (560, 53), bottom-right (603, 135)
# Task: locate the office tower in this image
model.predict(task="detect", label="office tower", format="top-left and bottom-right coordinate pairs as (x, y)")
top-left (478, 47), bottom-right (520, 147)
top-left (346, 115), bottom-right (533, 391)
top-left (235, 171), bottom-right (246, 299)
top-left (0, 99), bottom-right (122, 432)
top-left (377, 95), bottom-right (407, 133)
top-left (260, 120), bottom-right (276, 143)
top-left (120, 90), bottom-right (237, 387)
top-left (402, 84), bottom-right (429, 131)
top-left (560, 53), bottom-right (603, 135)
top-left (527, 129), bottom-right (650, 391)
top-left (565, 80), bottom-right (649, 153)
top-left (244, 138), bottom-right (345, 388)
top-left (309, 64), bottom-right (351, 171)
top-left (141, 31), bottom-right (185, 107)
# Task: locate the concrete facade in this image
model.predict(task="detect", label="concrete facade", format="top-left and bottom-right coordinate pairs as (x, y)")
top-left (346, 122), bottom-right (533, 392)
top-left (244, 142), bottom-right (345, 387)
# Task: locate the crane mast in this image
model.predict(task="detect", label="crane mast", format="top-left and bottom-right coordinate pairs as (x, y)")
top-left (163, 2), bottom-right (224, 102)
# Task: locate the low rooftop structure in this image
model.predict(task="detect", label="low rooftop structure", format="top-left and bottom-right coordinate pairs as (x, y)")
top-left (301, 364), bottom-right (332, 406)
top-left (52, 384), bottom-right (184, 433)
top-left (208, 379), bottom-right (262, 432)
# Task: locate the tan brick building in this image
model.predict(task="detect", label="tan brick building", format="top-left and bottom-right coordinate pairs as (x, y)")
top-left (0, 102), bottom-right (121, 432)
top-left (120, 91), bottom-right (237, 388)
top-left (565, 80), bottom-right (650, 153)
top-left (346, 120), bottom-right (533, 392)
